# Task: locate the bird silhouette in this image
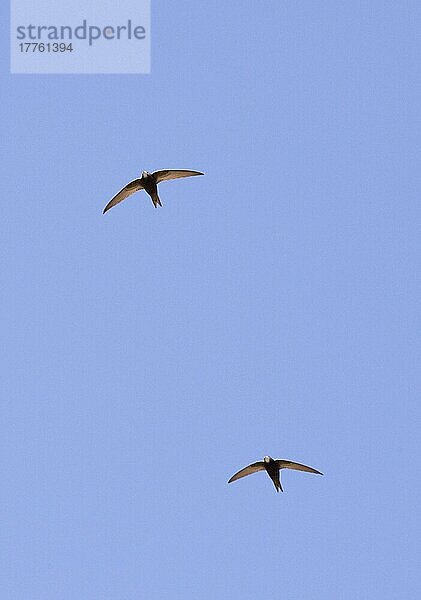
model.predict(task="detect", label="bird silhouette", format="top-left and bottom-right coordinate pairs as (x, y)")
top-left (102, 169), bottom-right (204, 214)
top-left (228, 456), bottom-right (323, 492)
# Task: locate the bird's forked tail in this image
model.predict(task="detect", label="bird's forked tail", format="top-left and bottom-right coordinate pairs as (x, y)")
top-left (273, 478), bottom-right (283, 493)
top-left (151, 191), bottom-right (162, 207)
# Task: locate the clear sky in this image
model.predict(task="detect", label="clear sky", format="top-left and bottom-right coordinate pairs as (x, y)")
top-left (1, 2), bottom-right (420, 598)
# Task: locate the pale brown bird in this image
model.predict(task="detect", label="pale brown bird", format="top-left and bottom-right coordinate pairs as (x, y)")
top-left (228, 456), bottom-right (323, 492)
top-left (102, 169), bottom-right (204, 214)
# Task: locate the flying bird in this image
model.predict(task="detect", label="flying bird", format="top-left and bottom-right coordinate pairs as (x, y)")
top-left (228, 456), bottom-right (323, 493)
top-left (102, 169), bottom-right (204, 214)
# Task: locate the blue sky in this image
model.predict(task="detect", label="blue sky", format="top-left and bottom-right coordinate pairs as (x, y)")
top-left (1, 2), bottom-right (420, 598)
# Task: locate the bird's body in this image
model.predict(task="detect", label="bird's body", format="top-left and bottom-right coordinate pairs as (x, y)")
top-left (102, 169), bottom-right (204, 214)
top-left (264, 457), bottom-right (283, 492)
top-left (228, 456), bottom-right (323, 493)
top-left (139, 171), bottom-right (161, 207)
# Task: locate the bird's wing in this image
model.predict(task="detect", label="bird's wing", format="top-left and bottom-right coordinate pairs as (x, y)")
top-left (153, 169), bottom-right (204, 183)
top-left (103, 179), bottom-right (143, 214)
top-left (276, 460), bottom-right (323, 475)
top-left (228, 462), bottom-right (265, 483)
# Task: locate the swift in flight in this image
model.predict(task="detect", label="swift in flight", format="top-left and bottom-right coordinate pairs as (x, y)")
top-left (103, 169), bottom-right (204, 214)
top-left (228, 456), bottom-right (323, 493)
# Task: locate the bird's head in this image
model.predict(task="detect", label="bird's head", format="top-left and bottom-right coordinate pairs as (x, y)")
top-left (263, 456), bottom-right (272, 463)
top-left (141, 170), bottom-right (151, 178)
